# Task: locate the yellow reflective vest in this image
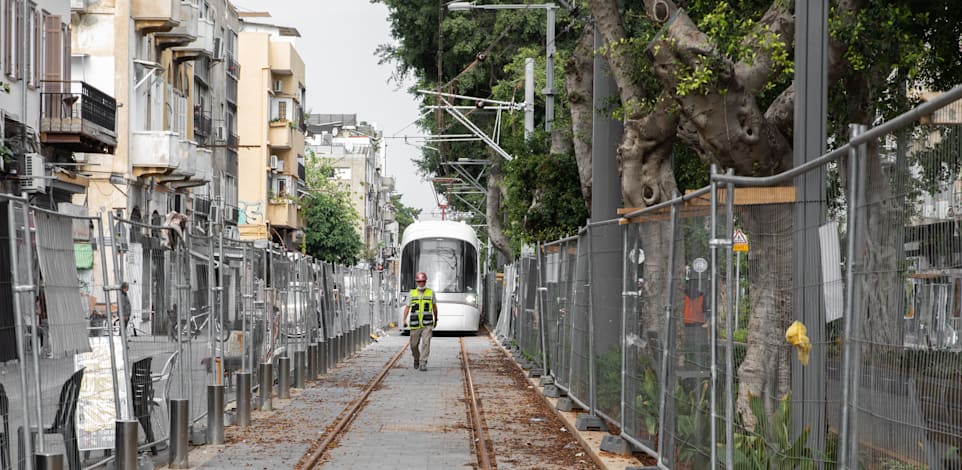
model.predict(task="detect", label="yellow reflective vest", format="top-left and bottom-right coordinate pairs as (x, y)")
top-left (407, 288), bottom-right (435, 330)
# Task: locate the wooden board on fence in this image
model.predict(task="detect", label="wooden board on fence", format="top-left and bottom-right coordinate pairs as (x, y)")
top-left (617, 187), bottom-right (796, 225)
top-left (685, 186), bottom-right (796, 206)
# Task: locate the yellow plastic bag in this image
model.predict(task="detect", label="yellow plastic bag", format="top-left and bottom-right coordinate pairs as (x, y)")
top-left (785, 321), bottom-right (811, 366)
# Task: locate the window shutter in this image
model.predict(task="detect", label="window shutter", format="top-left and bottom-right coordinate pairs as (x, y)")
top-left (32, 9), bottom-right (39, 87)
top-left (13, 0), bottom-right (22, 79)
top-left (3, 0), bottom-right (11, 77)
top-left (42, 14), bottom-right (60, 92)
top-left (61, 20), bottom-right (69, 82)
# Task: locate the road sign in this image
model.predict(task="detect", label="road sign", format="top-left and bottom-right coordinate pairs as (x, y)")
top-left (733, 229), bottom-right (749, 253)
top-left (692, 257), bottom-right (708, 273)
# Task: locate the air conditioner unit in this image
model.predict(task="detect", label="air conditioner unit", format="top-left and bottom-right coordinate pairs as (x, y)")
top-left (215, 125), bottom-right (225, 141)
top-left (269, 155), bottom-right (279, 172)
top-left (274, 157), bottom-right (284, 173)
top-left (212, 37), bottom-right (223, 61)
top-left (21, 153), bottom-right (46, 193)
top-left (273, 80), bottom-right (283, 92)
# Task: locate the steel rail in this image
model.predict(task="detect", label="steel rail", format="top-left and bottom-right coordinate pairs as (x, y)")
top-left (298, 344), bottom-right (406, 469)
top-left (461, 337), bottom-right (495, 470)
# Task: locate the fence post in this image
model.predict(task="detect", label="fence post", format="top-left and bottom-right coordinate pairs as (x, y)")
top-left (839, 123), bottom-right (867, 469)
top-left (723, 169), bottom-right (736, 470)
top-left (708, 164), bottom-right (723, 468)
top-left (8, 200), bottom-right (36, 470)
top-left (657, 192), bottom-right (680, 467)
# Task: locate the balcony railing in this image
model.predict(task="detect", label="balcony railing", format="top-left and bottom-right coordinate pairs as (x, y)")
top-left (227, 132), bottom-right (238, 149)
top-left (226, 75), bottom-right (237, 105)
top-left (40, 81), bottom-right (117, 153)
top-left (226, 55), bottom-right (240, 78)
top-left (194, 111), bottom-right (211, 145)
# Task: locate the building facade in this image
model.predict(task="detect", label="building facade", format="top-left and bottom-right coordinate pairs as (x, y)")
top-left (306, 114), bottom-right (397, 266)
top-left (68, 0), bottom-right (241, 321)
top-left (236, 15), bottom-right (306, 250)
top-left (0, 0), bottom-right (115, 204)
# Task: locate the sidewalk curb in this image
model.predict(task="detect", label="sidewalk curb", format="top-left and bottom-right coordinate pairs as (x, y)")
top-left (487, 333), bottom-right (645, 470)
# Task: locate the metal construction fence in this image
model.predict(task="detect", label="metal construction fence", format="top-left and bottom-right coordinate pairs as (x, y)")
top-left (497, 86), bottom-right (962, 469)
top-left (0, 197), bottom-right (394, 470)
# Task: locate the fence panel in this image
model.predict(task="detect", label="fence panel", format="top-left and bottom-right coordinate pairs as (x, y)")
top-left (567, 231), bottom-right (592, 408)
top-left (590, 222), bottom-right (623, 425)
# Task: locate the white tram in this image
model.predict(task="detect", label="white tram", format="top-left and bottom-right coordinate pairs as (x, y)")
top-left (398, 221), bottom-right (482, 333)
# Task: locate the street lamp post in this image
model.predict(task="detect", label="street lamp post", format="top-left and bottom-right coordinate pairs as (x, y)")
top-left (448, 2), bottom-right (556, 133)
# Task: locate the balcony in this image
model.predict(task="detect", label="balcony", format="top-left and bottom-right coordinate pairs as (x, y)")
top-left (267, 199), bottom-right (299, 228)
top-left (268, 121), bottom-right (292, 150)
top-left (227, 132), bottom-right (238, 149)
top-left (133, 0), bottom-right (180, 33)
top-left (130, 131), bottom-right (185, 177)
top-left (193, 111), bottom-right (211, 145)
top-left (270, 41), bottom-right (298, 75)
top-left (155, 1), bottom-right (198, 50)
top-left (173, 16), bottom-right (214, 62)
top-left (167, 147), bottom-right (212, 189)
top-left (40, 81), bottom-right (117, 154)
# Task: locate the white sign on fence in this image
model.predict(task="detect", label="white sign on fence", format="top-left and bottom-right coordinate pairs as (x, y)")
top-left (75, 336), bottom-right (130, 450)
top-left (819, 222), bottom-right (844, 323)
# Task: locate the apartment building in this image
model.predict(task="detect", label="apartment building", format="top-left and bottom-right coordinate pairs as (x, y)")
top-left (236, 15), bottom-right (307, 250)
top-left (0, 0), bottom-right (115, 203)
top-left (306, 114), bottom-right (397, 264)
top-left (70, 0), bottom-right (240, 321)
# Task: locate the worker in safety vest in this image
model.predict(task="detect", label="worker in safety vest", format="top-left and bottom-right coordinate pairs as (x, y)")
top-left (404, 271), bottom-right (438, 371)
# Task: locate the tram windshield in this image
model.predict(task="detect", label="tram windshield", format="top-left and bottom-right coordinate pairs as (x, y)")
top-left (400, 238), bottom-right (478, 293)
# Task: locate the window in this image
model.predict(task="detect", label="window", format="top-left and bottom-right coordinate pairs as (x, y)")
top-left (277, 100), bottom-right (287, 121)
top-left (3, 0), bottom-right (10, 76)
top-left (400, 239), bottom-right (478, 293)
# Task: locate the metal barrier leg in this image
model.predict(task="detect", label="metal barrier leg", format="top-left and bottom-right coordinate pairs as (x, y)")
top-left (320, 341), bottom-right (329, 374)
top-left (293, 351), bottom-right (306, 388)
top-left (33, 453), bottom-right (63, 470)
top-left (277, 356), bottom-right (291, 399)
top-left (236, 372), bottom-right (252, 427)
top-left (207, 384), bottom-right (225, 444)
top-left (169, 399), bottom-right (190, 469)
top-left (307, 343), bottom-right (318, 379)
top-left (334, 335), bottom-right (342, 363)
top-left (116, 419), bottom-right (138, 469)
top-left (258, 363), bottom-right (273, 411)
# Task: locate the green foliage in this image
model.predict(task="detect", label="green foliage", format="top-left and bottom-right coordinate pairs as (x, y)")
top-left (502, 138), bottom-right (588, 243)
top-left (390, 194), bottom-right (421, 237)
top-left (302, 191), bottom-right (362, 265)
top-left (733, 393), bottom-right (816, 469)
top-left (302, 153), bottom-right (363, 265)
top-left (675, 380), bottom-right (713, 466)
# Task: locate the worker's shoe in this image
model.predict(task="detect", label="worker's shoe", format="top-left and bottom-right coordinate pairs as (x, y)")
top-left (419, 362), bottom-right (427, 371)
top-left (413, 360), bottom-right (419, 369)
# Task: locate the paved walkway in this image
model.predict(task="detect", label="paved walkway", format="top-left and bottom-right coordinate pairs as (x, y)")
top-left (170, 331), bottom-right (640, 469)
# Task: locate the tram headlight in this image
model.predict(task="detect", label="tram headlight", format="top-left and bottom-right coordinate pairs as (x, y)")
top-left (465, 294), bottom-right (477, 305)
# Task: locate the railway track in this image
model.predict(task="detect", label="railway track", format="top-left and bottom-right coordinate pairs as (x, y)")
top-left (296, 336), bottom-right (496, 470)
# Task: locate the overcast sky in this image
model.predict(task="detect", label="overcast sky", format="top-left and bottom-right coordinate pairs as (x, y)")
top-left (231, 0), bottom-right (438, 219)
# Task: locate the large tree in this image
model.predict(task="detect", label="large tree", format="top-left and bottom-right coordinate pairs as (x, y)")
top-left (377, 0), bottom-right (962, 424)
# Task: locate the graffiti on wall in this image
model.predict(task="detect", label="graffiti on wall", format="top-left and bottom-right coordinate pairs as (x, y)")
top-left (238, 200), bottom-right (263, 225)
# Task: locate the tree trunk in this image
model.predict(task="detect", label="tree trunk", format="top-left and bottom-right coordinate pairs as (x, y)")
top-left (564, 25), bottom-right (595, 210)
top-left (486, 155), bottom-right (512, 260)
top-left (736, 204), bottom-right (793, 426)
